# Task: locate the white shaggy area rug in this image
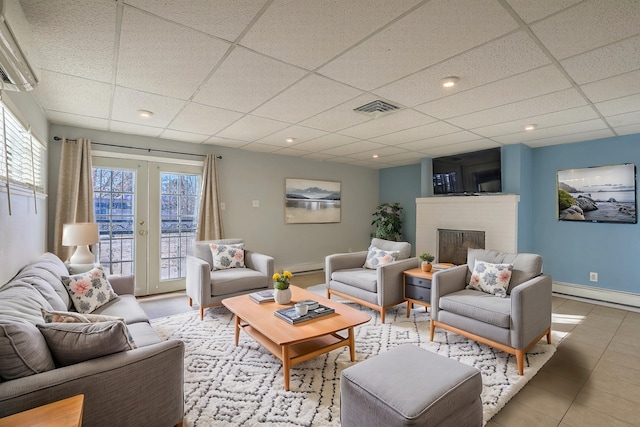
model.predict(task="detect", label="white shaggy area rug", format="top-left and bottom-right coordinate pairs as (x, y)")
top-left (151, 302), bottom-right (556, 426)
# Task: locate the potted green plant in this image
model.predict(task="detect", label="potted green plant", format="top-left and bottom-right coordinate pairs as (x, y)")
top-left (272, 270), bottom-right (293, 304)
top-left (419, 253), bottom-right (435, 272)
top-left (371, 202), bottom-right (403, 241)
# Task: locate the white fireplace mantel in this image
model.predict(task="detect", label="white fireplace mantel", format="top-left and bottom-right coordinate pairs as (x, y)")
top-left (415, 194), bottom-right (519, 262)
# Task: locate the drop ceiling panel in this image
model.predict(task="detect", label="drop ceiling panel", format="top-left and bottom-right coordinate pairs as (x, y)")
top-left (256, 125), bottom-right (327, 146)
top-left (273, 147), bottom-right (312, 157)
top-left (448, 89), bottom-right (588, 129)
top-left (159, 129), bottom-right (208, 144)
top-left (216, 115), bottom-right (289, 141)
top-left (494, 119), bottom-right (610, 145)
top-left (524, 129), bottom-right (615, 148)
top-left (109, 121), bottom-right (163, 138)
top-left (614, 123), bottom-right (640, 136)
top-left (22, 0), bottom-right (116, 83)
top-left (203, 136), bottom-right (248, 148)
top-left (561, 35), bottom-right (640, 85)
top-left (581, 70), bottom-right (640, 103)
top-left (374, 31), bottom-right (551, 107)
top-left (319, 0), bottom-right (519, 90)
top-left (168, 103), bottom-right (243, 135)
top-left (339, 109), bottom-right (434, 140)
top-left (398, 131), bottom-right (483, 151)
top-left (349, 146), bottom-right (409, 160)
top-left (124, 0), bottom-right (268, 42)
top-left (117, 8), bottom-right (230, 99)
top-left (111, 87), bottom-right (187, 127)
top-left (33, 71), bottom-right (112, 118)
top-left (193, 47), bottom-right (307, 113)
top-left (239, 0), bottom-right (421, 70)
top-left (422, 139), bottom-right (500, 157)
top-left (505, 0), bottom-right (582, 24)
top-left (291, 134), bottom-right (360, 152)
top-left (251, 75), bottom-right (363, 123)
top-left (47, 111), bottom-right (109, 131)
top-left (595, 93), bottom-right (640, 117)
top-left (321, 141), bottom-right (385, 156)
top-left (531, 0), bottom-right (640, 59)
top-left (371, 121), bottom-right (461, 145)
top-left (606, 111), bottom-right (640, 128)
top-left (416, 65), bottom-right (572, 120)
top-left (241, 142), bottom-right (283, 153)
top-left (299, 95), bottom-right (383, 132)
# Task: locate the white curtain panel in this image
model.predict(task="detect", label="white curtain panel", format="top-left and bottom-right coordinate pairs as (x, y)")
top-left (196, 154), bottom-right (224, 241)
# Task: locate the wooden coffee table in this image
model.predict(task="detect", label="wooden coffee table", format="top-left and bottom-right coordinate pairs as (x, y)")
top-left (222, 285), bottom-right (371, 391)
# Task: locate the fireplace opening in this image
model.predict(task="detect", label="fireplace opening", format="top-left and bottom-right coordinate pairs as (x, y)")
top-left (438, 229), bottom-right (485, 266)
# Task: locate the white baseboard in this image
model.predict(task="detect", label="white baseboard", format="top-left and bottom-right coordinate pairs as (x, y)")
top-left (553, 281), bottom-right (640, 310)
top-left (279, 262), bottom-right (324, 274)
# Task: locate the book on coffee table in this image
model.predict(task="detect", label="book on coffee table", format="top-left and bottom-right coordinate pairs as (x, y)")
top-left (274, 303), bottom-right (335, 324)
top-left (249, 289), bottom-right (275, 304)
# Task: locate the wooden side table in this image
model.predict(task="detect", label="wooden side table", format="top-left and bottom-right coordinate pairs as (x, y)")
top-left (0, 394), bottom-right (84, 427)
top-left (403, 268), bottom-right (433, 318)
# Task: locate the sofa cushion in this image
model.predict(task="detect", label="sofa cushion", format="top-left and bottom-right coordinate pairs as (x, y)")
top-left (210, 268), bottom-right (267, 296)
top-left (126, 322), bottom-right (162, 347)
top-left (63, 266), bottom-right (118, 313)
top-left (467, 260), bottom-right (513, 298)
top-left (14, 253), bottom-right (72, 310)
top-left (363, 246), bottom-right (399, 269)
top-left (439, 289), bottom-right (511, 328)
top-left (371, 238), bottom-right (411, 260)
top-left (466, 249), bottom-right (542, 293)
top-left (37, 321), bottom-right (135, 367)
top-left (41, 309), bottom-right (123, 324)
top-left (0, 281), bottom-right (55, 324)
top-left (91, 294), bottom-right (149, 324)
top-left (0, 315), bottom-right (56, 381)
top-left (210, 243), bottom-right (245, 270)
top-left (332, 268), bottom-right (378, 293)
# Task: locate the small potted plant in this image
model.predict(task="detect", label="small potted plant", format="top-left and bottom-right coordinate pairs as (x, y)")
top-left (272, 270), bottom-right (293, 304)
top-left (419, 253), bottom-right (435, 272)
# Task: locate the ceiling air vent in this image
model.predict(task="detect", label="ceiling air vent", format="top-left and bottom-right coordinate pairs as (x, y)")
top-left (353, 99), bottom-right (400, 116)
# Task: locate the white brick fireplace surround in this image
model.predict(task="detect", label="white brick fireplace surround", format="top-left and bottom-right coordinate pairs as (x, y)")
top-left (415, 194), bottom-right (519, 262)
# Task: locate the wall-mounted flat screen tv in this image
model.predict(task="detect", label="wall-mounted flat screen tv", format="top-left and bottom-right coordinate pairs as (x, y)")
top-left (432, 148), bottom-right (501, 195)
top-left (557, 163), bottom-right (637, 224)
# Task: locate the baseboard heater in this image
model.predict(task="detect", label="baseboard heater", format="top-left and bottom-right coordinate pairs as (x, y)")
top-left (553, 281), bottom-right (640, 310)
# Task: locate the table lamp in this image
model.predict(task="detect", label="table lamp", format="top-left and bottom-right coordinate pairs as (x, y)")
top-left (62, 222), bottom-right (99, 265)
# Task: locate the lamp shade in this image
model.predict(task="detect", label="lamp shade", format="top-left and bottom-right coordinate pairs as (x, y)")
top-left (62, 222), bottom-right (99, 246)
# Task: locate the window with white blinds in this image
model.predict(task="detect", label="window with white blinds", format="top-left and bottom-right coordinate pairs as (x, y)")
top-left (0, 101), bottom-right (46, 193)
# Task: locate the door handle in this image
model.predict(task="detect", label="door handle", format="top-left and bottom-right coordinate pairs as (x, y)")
top-left (138, 230), bottom-right (148, 236)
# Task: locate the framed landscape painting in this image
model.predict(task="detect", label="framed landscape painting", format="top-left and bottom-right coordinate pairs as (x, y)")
top-left (557, 163), bottom-right (637, 224)
top-left (285, 178), bottom-right (341, 224)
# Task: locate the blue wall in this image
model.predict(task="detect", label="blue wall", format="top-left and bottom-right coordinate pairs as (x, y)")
top-left (379, 164), bottom-right (421, 255)
top-left (380, 135), bottom-right (640, 295)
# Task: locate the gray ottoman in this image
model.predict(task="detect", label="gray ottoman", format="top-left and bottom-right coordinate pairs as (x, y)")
top-left (340, 344), bottom-right (482, 427)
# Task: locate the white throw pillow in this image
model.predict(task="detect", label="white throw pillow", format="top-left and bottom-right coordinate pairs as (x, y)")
top-left (62, 266), bottom-right (118, 313)
top-left (210, 243), bottom-right (245, 270)
top-left (363, 245), bottom-right (399, 269)
top-left (467, 260), bottom-right (513, 297)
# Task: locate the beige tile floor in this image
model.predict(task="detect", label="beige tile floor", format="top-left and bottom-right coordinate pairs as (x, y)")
top-left (138, 272), bottom-right (640, 427)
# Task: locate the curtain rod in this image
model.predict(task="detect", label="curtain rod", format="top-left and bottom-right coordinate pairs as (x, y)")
top-left (53, 136), bottom-right (222, 159)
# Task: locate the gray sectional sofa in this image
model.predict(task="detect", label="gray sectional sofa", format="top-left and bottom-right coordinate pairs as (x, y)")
top-left (0, 253), bottom-right (184, 426)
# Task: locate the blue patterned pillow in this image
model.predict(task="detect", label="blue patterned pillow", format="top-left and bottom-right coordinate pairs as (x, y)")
top-left (62, 266), bottom-right (118, 313)
top-left (210, 243), bottom-right (245, 270)
top-left (363, 245), bottom-right (399, 269)
top-left (467, 260), bottom-right (513, 297)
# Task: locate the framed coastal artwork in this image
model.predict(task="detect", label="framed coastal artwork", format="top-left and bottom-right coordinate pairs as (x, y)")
top-left (557, 163), bottom-right (637, 224)
top-left (284, 178), bottom-right (341, 224)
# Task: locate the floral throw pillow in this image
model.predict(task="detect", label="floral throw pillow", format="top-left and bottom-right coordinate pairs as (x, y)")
top-left (363, 245), bottom-right (399, 269)
top-left (210, 243), bottom-right (245, 270)
top-left (62, 266), bottom-right (118, 313)
top-left (467, 260), bottom-right (513, 298)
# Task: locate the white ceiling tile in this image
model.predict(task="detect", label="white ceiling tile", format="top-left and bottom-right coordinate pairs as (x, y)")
top-left (299, 95), bottom-right (380, 132)
top-left (159, 129), bottom-right (209, 144)
top-left (216, 115), bottom-right (289, 141)
top-left (614, 123), bottom-right (640, 135)
top-left (319, 0), bottom-right (519, 90)
top-left (291, 134), bottom-right (360, 152)
top-left (398, 131), bottom-right (482, 151)
top-left (272, 147), bottom-right (312, 157)
top-left (203, 136), bottom-right (249, 148)
top-left (321, 141), bottom-right (385, 156)
top-left (124, 0), bottom-right (268, 42)
top-left (505, 0), bottom-right (583, 24)
top-left (22, 0), bottom-right (116, 83)
top-left (301, 152), bottom-right (335, 161)
top-left (109, 121), bottom-right (163, 137)
top-left (194, 47), bottom-right (307, 113)
top-left (339, 109), bottom-right (434, 139)
top-left (581, 70), bottom-right (640, 103)
top-left (33, 71), bottom-right (112, 118)
top-left (111, 87), bottom-right (186, 127)
top-left (256, 125), bottom-right (328, 146)
top-left (472, 106), bottom-right (600, 137)
top-left (371, 121), bottom-right (460, 145)
top-left (561, 35), bottom-right (640, 85)
top-left (46, 111), bottom-right (109, 131)
top-left (117, 7), bottom-right (230, 99)
top-left (241, 142), bottom-right (282, 153)
top-left (595, 93), bottom-right (640, 117)
top-left (524, 129), bottom-right (615, 148)
top-left (169, 103), bottom-right (243, 135)
top-left (421, 139), bottom-right (501, 157)
top-left (416, 65), bottom-right (572, 120)
top-left (531, 0), bottom-right (640, 59)
top-left (494, 119), bottom-right (610, 144)
top-left (446, 89), bottom-right (588, 129)
top-left (606, 111), bottom-right (640, 128)
top-left (374, 31), bottom-right (551, 107)
top-left (350, 146), bottom-right (408, 161)
top-left (251, 74), bottom-right (362, 123)
top-left (239, 0), bottom-right (421, 70)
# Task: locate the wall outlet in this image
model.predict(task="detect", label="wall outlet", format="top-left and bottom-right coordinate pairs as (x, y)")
top-left (590, 272), bottom-right (598, 282)
top-left (252, 200), bottom-right (259, 208)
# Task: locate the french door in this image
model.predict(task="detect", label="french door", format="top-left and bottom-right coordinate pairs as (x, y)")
top-left (92, 157), bottom-right (201, 295)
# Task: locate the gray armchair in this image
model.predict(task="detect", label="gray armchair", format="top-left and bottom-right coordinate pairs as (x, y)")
top-left (430, 248), bottom-right (552, 375)
top-left (186, 239), bottom-right (274, 320)
top-left (326, 238), bottom-right (418, 323)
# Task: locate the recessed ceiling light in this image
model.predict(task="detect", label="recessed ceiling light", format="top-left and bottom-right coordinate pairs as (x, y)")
top-left (440, 76), bottom-right (459, 88)
top-left (286, 137), bottom-right (295, 143)
top-left (372, 154), bottom-right (379, 159)
top-left (138, 110), bottom-right (153, 118)
top-left (524, 124), bottom-right (537, 131)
